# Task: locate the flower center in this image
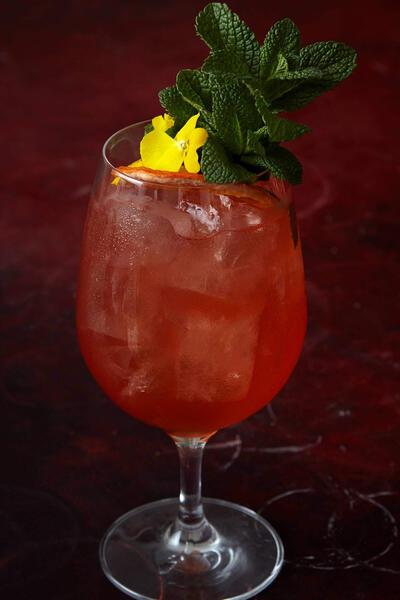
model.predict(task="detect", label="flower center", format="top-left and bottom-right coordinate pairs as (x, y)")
top-left (177, 140), bottom-right (187, 151)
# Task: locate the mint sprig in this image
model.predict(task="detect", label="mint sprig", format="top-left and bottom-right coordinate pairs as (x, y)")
top-left (158, 2), bottom-right (357, 185)
top-left (196, 2), bottom-right (260, 76)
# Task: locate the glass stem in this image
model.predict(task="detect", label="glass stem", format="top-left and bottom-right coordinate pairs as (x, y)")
top-left (170, 435), bottom-right (216, 547)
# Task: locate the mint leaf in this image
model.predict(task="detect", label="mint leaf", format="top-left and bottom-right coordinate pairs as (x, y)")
top-left (241, 131), bottom-right (269, 172)
top-left (241, 130), bottom-right (303, 183)
top-left (201, 136), bottom-right (257, 183)
top-left (211, 79), bottom-right (262, 154)
top-left (270, 80), bottom-right (338, 112)
top-left (275, 66), bottom-right (323, 80)
top-left (269, 41), bottom-right (357, 111)
top-left (259, 67), bottom-right (324, 107)
top-left (176, 70), bottom-right (214, 126)
top-left (240, 153), bottom-right (268, 172)
top-left (260, 18), bottom-right (301, 78)
top-left (218, 78), bottom-right (262, 129)
top-left (211, 82), bottom-right (244, 155)
top-left (254, 91), bottom-right (311, 141)
top-left (245, 129), bottom-right (268, 155)
top-left (260, 77), bottom-right (301, 103)
top-left (263, 145), bottom-right (303, 184)
top-left (158, 85), bottom-right (197, 128)
top-left (273, 53), bottom-right (290, 77)
top-left (202, 50), bottom-right (252, 79)
top-left (299, 41), bottom-right (357, 81)
top-left (196, 2), bottom-right (260, 76)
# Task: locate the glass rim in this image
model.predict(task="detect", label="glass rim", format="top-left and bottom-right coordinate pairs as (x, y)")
top-left (102, 119), bottom-right (148, 181)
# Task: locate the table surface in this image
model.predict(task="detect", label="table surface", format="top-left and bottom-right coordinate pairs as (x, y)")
top-left (1, 1), bottom-right (399, 598)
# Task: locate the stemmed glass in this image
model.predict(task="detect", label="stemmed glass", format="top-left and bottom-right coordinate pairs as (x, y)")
top-left (76, 122), bottom-right (307, 599)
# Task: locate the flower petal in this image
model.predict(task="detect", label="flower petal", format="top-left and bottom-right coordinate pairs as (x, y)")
top-left (163, 113), bottom-right (175, 130)
top-left (183, 127), bottom-right (208, 173)
top-left (152, 113), bottom-right (175, 132)
top-left (175, 113), bottom-right (200, 142)
top-left (183, 147), bottom-right (201, 173)
top-left (154, 144), bottom-right (184, 171)
top-left (188, 127), bottom-right (208, 150)
top-left (140, 130), bottom-right (183, 171)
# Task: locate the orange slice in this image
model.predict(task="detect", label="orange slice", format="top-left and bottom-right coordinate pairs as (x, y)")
top-left (112, 165), bottom-right (291, 209)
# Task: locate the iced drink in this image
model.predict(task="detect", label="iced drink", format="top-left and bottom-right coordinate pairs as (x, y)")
top-left (77, 175), bottom-right (306, 436)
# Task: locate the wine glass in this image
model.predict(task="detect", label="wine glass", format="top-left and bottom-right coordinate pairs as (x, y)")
top-left (76, 121), bottom-right (307, 599)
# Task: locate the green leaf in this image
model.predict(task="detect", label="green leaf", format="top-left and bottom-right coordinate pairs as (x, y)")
top-left (214, 77), bottom-right (262, 127)
top-left (270, 80), bottom-right (338, 112)
top-left (242, 130), bottom-right (303, 184)
top-left (241, 130), bottom-right (269, 172)
top-left (252, 126), bottom-right (269, 140)
top-left (260, 18), bottom-right (301, 78)
top-left (158, 85), bottom-right (197, 128)
top-left (245, 129), bottom-right (268, 155)
top-left (202, 50), bottom-right (252, 79)
top-left (240, 153), bottom-right (268, 172)
top-left (259, 67), bottom-right (324, 107)
top-left (274, 53), bottom-right (289, 76)
top-left (211, 82), bottom-right (244, 155)
top-left (299, 41), bottom-right (357, 81)
top-left (208, 77), bottom-right (263, 154)
top-left (196, 2), bottom-right (260, 76)
top-left (287, 54), bottom-right (300, 70)
top-left (275, 66), bottom-right (324, 80)
top-left (263, 145), bottom-right (303, 184)
top-left (176, 70), bottom-right (214, 126)
top-left (254, 92), bottom-right (311, 141)
top-left (260, 77), bottom-right (301, 103)
top-left (201, 135), bottom-right (257, 183)
top-left (241, 131), bottom-right (303, 184)
top-left (267, 43), bottom-right (356, 111)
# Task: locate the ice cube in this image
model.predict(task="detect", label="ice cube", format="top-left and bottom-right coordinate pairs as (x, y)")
top-left (147, 199), bottom-right (194, 238)
top-left (162, 286), bottom-right (261, 403)
top-left (176, 310), bottom-right (260, 403)
top-left (176, 196), bottom-right (221, 237)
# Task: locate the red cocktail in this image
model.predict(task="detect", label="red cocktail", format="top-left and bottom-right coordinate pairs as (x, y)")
top-left (77, 162), bottom-right (306, 437)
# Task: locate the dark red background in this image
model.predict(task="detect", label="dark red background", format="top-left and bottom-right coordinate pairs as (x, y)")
top-left (1, 1), bottom-right (399, 598)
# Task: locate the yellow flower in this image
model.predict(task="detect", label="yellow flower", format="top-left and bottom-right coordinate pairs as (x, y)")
top-left (140, 113), bottom-right (208, 173)
top-left (111, 113), bottom-right (207, 184)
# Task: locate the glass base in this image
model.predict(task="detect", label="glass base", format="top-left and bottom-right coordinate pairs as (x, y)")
top-left (100, 497), bottom-right (284, 600)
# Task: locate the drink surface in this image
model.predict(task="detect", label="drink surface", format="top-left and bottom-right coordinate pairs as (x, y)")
top-left (76, 176), bottom-right (307, 436)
